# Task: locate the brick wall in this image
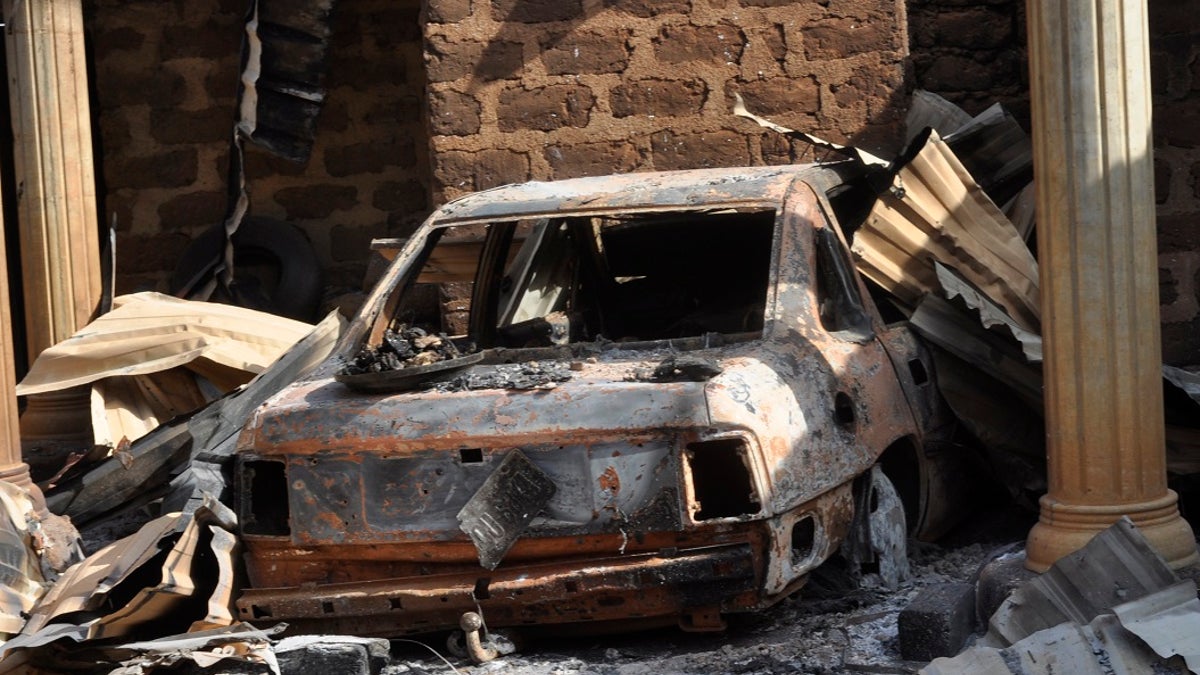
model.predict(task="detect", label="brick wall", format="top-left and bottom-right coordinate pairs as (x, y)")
top-left (91, 0), bottom-right (910, 297)
top-left (248, 0), bottom-right (429, 289)
top-left (88, 0), bottom-right (429, 294)
top-left (907, 0), bottom-right (1027, 120)
top-left (1150, 1), bottom-right (1200, 366)
top-left (423, 0), bottom-right (911, 202)
top-left (89, 0), bottom-right (243, 292)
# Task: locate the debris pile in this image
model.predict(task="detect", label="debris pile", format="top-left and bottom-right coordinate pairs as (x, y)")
top-left (0, 294), bottom-right (341, 669)
top-left (341, 325), bottom-right (470, 374)
top-left (2, 89), bottom-right (1198, 674)
top-left (436, 360), bottom-right (572, 391)
top-left (629, 355), bottom-right (724, 382)
top-left (924, 518), bottom-right (1200, 674)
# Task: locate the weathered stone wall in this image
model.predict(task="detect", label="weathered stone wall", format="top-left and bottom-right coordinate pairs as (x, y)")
top-left (88, 0), bottom-right (428, 293)
top-left (423, 0), bottom-right (911, 202)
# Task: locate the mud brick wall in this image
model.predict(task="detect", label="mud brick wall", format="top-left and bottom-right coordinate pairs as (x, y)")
top-left (1150, 1), bottom-right (1200, 366)
top-left (246, 0), bottom-right (429, 289)
top-left (907, 0), bottom-right (1027, 120)
top-left (87, 0), bottom-right (429, 293)
top-left (85, 0), bottom-right (1200, 364)
top-left (88, 0), bottom-right (243, 292)
top-left (423, 0), bottom-right (911, 202)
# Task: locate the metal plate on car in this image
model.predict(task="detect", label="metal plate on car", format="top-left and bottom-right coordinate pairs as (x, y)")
top-left (457, 450), bottom-right (557, 570)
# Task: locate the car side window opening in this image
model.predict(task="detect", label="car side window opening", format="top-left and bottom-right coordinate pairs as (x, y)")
top-left (813, 224), bottom-right (873, 340)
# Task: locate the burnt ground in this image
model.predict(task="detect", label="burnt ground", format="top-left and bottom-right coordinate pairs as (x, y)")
top-left (377, 505), bottom-right (1037, 675)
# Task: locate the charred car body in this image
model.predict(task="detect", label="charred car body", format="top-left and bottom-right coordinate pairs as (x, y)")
top-left (233, 163), bottom-right (959, 638)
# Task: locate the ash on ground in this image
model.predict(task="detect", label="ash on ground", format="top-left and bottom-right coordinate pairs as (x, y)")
top-left (379, 507), bottom-right (1034, 675)
top-left (343, 326), bottom-right (471, 374)
top-left (433, 361), bottom-right (572, 392)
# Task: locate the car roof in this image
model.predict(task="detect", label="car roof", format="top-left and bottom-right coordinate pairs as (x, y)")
top-left (430, 162), bottom-right (848, 225)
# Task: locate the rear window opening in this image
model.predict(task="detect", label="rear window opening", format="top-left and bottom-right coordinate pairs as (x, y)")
top-left (373, 210), bottom-right (776, 352)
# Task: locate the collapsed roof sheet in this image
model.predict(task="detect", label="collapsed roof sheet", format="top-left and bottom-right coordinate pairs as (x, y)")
top-left (852, 130), bottom-right (1041, 332)
top-left (16, 292), bottom-right (315, 397)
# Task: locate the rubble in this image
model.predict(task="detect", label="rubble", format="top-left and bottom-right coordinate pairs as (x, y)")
top-left (0, 496), bottom-right (239, 664)
top-left (274, 635), bottom-right (390, 675)
top-left (923, 518), bottom-right (1200, 675)
top-left (3, 87), bottom-right (1199, 675)
top-left (341, 325), bottom-right (469, 375)
top-left (45, 310), bottom-right (341, 527)
top-left (628, 355), bottom-right (723, 383)
top-left (102, 624), bottom-right (282, 675)
top-left (435, 360), bottom-right (572, 391)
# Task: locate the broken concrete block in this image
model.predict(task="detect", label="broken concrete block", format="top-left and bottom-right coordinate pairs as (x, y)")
top-left (974, 548), bottom-right (1035, 626)
top-left (899, 582), bottom-right (977, 661)
top-left (274, 635), bottom-right (391, 675)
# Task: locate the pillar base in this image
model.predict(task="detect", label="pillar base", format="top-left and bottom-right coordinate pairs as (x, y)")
top-left (18, 387), bottom-right (92, 444)
top-left (1025, 490), bottom-right (1198, 572)
top-left (0, 462), bottom-right (48, 518)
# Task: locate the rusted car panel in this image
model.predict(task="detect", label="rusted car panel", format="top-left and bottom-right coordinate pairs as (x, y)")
top-left (234, 162), bottom-right (940, 635)
top-left (240, 544), bottom-right (760, 637)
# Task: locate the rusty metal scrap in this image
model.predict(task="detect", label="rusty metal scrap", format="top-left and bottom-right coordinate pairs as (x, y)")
top-left (853, 129), bottom-right (1041, 331)
top-left (457, 450), bottom-right (557, 570)
top-left (0, 482), bottom-right (51, 639)
top-left (15, 292), bottom-right (321, 450)
top-left (0, 496), bottom-right (239, 666)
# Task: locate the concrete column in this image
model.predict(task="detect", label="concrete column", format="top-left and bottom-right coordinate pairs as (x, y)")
top-left (1024, 0), bottom-right (1198, 571)
top-left (0, 172), bottom-right (45, 514)
top-left (4, 0), bottom-right (101, 363)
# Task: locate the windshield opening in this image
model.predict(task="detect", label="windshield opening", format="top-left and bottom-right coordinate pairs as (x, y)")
top-left (378, 210), bottom-right (776, 351)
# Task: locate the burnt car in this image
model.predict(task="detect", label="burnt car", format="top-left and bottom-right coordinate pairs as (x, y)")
top-left (233, 162), bottom-right (961, 640)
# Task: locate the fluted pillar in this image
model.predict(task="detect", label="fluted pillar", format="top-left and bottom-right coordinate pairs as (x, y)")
top-left (0, 169), bottom-right (45, 515)
top-left (1024, 0), bottom-right (1198, 571)
top-left (4, 0), bottom-right (101, 363)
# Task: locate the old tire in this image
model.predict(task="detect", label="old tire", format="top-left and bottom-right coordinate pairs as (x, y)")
top-left (171, 217), bottom-right (323, 323)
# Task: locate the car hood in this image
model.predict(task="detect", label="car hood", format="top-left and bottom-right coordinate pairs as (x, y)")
top-left (242, 357), bottom-right (722, 456)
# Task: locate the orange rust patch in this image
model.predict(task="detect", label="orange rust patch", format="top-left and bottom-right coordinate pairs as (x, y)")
top-left (599, 466), bottom-right (621, 494)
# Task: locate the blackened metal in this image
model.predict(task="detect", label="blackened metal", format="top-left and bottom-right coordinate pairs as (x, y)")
top-left (631, 355), bottom-right (723, 382)
top-left (432, 361), bottom-right (572, 392)
top-left (241, 0), bottom-right (339, 162)
top-left (458, 450), bottom-right (557, 570)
